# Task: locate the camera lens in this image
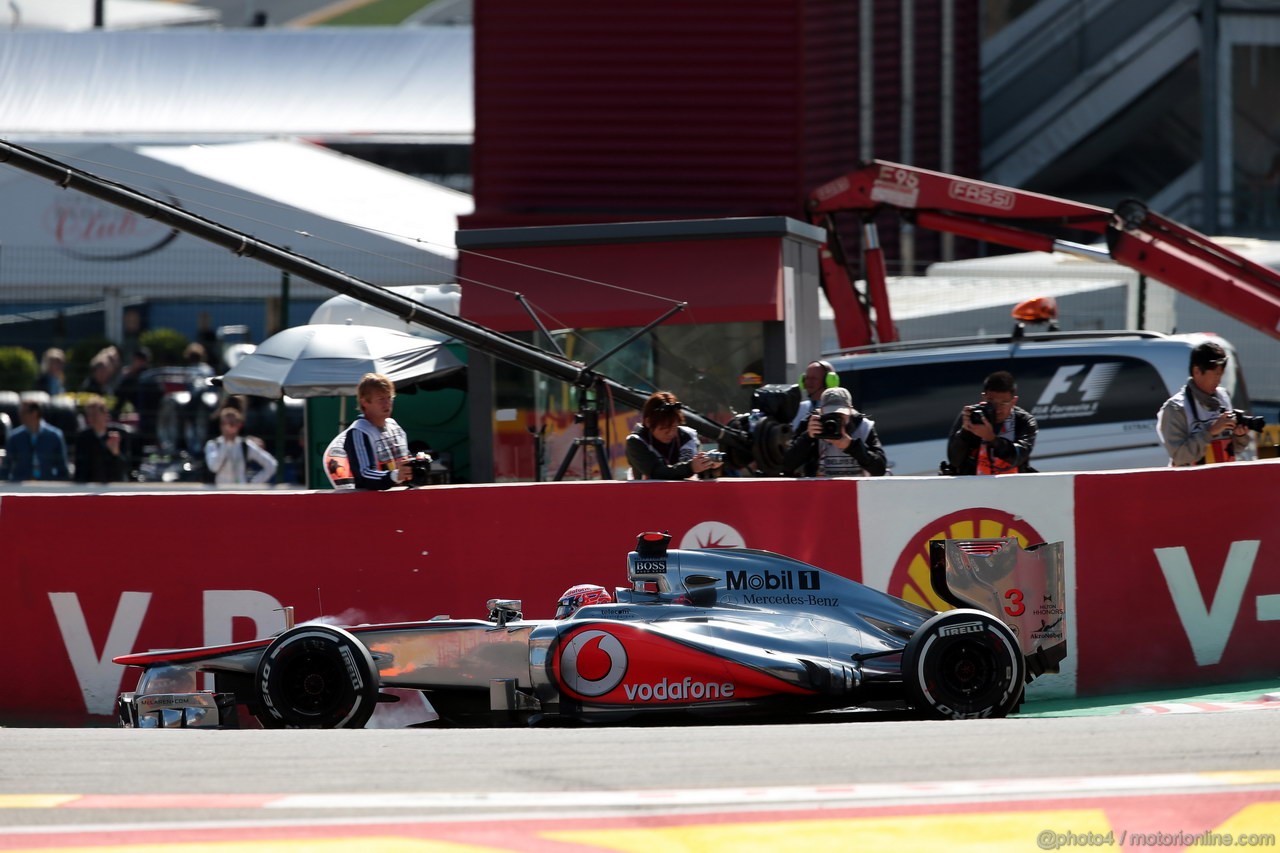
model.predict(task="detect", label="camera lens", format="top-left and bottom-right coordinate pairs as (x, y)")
top-left (1235, 411), bottom-right (1266, 432)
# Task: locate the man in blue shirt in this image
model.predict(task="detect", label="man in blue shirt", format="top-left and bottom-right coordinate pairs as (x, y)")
top-left (3, 400), bottom-right (70, 481)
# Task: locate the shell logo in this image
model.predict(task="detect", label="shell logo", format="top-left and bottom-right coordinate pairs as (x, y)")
top-left (558, 629), bottom-right (627, 697)
top-left (887, 508), bottom-right (1045, 610)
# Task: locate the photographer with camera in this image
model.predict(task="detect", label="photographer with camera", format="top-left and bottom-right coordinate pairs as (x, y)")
top-left (946, 370), bottom-right (1038, 476)
top-left (626, 391), bottom-right (724, 480)
top-left (322, 372), bottom-right (422, 490)
top-left (781, 386), bottom-right (887, 477)
top-left (1157, 341), bottom-right (1259, 467)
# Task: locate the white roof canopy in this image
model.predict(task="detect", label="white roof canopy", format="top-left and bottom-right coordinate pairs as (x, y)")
top-left (0, 28), bottom-right (472, 143)
top-left (0, 0), bottom-right (218, 30)
top-left (0, 139), bottom-right (474, 297)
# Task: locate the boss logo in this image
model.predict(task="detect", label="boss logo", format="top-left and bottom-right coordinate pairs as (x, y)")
top-left (633, 559), bottom-right (667, 574)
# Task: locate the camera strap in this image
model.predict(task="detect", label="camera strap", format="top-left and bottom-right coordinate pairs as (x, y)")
top-left (976, 413), bottom-right (1018, 475)
top-left (1182, 383), bottom-right (1236, 465)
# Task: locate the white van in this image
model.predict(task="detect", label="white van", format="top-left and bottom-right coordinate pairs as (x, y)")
top-left (825, 330), bottom-right (1255, 475)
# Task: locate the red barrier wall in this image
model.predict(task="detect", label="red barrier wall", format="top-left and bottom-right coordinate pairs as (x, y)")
top-left (1074, 463), bottom-right (1280, 693)
top-left (3, 462), bottom-right (1278, 725)
top-left (0, 480), bottom-right (859, 725)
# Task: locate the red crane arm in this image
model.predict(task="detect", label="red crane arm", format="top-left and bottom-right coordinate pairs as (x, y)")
top-left (807, 160), bottom-right (1280, 349)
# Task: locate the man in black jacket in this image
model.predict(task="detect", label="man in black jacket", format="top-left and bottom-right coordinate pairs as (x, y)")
top-left (73, 396), bottom-right (131, 483)
top-left (782, 386), bottom-right (887, 477)
top-left (946, 370), bottom-right (1038, 475)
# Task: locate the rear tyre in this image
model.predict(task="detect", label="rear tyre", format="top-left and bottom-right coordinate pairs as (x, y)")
top-left (902, 609), bottom-right (1025, 720)
top-left (255, 625), bottom-right (378, 729)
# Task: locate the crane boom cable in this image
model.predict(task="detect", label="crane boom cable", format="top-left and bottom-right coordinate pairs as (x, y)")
top-left (0, 138), bottom-right (741, 443)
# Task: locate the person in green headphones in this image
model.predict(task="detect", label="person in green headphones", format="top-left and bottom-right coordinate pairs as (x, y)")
top-left (789, 360), bottom-right (839, 433)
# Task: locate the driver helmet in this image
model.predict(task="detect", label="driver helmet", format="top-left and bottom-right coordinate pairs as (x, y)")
top-left (555, 583), bottom-right (612, 619)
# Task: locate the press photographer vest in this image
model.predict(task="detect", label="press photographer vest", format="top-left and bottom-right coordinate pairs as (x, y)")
top-left (1181, 383), bottom-right (1236, 465)
top-left (818, 417), bottom-right (875, 477)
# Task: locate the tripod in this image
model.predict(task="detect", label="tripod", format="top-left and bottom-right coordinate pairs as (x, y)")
top-left (554, 393), bottom-right (613, 481)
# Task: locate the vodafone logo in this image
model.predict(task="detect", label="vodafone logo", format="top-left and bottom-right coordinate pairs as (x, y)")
top-left (887, 508), bottom-right (1045, 610)
top-left (679, 521), bottom-right (745, 550)
top-left (558, 629), bottom-right (627, 697)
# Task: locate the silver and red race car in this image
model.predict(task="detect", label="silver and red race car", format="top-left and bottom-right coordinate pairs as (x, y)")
top-left (114, 532), bottom-right (1066, 729)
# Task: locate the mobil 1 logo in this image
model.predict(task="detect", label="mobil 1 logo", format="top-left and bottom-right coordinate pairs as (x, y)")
top-left (727, 569), bottom-right (820, 591)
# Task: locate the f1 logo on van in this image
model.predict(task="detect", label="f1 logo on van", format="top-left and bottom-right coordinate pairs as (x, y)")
top-left (1029, 363), bottom-right (1121, 423)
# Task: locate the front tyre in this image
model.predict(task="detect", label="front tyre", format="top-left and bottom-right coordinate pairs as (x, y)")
top-left (255, 624), bottom-right (379, 729)
top-left (902, 609), bottom-right (1025, 720)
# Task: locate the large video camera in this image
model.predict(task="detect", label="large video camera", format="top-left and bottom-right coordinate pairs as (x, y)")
top-left (1232, 410), bottom-right (1267, 432)
top-left (719, 384), bottom-right (800, 475)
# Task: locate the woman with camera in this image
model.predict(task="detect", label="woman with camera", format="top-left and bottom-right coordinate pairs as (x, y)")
top-left (945, 370), bottom-right (1038, 476)
top-left (625, 391), bottom-right (724, 480)
top-left (781, 386), bottom-right (887, 478)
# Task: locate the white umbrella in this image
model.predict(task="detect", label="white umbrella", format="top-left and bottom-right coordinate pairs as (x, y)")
top-left (218, 324), bottom-right (465, 399)
top-left (308, 284), bottom-right (461, 340)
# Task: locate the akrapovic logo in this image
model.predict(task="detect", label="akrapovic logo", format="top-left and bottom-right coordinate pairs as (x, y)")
top-left (727, 569), bottom-right (820, 591)
top-left (633, 559), bottom-right (667, 574)
top-left (1030, 362), bottom-right (1121, 423)
top-left (939, 621), bottom-right (985, 637)
top-left (948, 180), bottom-right (1015, 210)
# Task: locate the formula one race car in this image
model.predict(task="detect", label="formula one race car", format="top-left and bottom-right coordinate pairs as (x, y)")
top-left (114, 532), bottom-right (1067, 729)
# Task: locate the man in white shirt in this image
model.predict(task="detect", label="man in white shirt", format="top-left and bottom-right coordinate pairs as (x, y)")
top-left (204, 407), bottom-right (278, 485)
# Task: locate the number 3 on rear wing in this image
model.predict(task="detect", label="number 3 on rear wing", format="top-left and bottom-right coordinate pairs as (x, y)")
top-left (929, 538), bottom-right (1067, 680)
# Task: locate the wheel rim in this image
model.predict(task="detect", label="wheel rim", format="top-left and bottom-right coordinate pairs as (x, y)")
top-left (935, 639), bottom-right (998, 699)
top-left (278, 643), bottom-right (348, 718)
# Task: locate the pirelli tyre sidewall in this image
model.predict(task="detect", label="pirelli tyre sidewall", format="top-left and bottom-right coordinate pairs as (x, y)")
top-left (255, 624), bottom-right (379, 729)
top-left (903, 609), bottom-right (1025, 720)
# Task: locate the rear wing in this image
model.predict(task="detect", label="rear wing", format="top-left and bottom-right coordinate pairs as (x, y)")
top-left (930, 538), bottom-right (1067, 678)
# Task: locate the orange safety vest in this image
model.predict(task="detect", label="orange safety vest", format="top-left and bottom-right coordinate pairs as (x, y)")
top-left (975, 416), bottom-right (1020, 475)
top-left (976, 444), bottom-right (1020, 475)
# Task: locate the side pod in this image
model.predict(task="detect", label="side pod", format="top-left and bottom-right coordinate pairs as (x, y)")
top-left (929, 538), bottom-right (1067, 679)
